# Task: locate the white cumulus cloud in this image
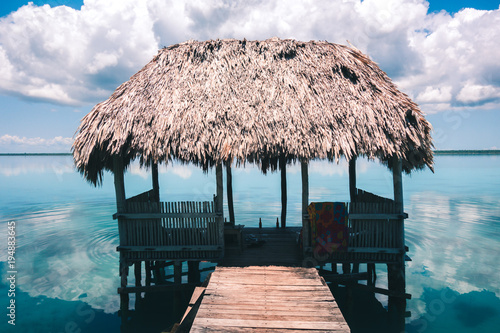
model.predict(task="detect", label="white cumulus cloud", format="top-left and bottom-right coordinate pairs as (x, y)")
top-left (0, 134), bottom-right (73, 152)
top-left (0, 0), bottom-right (499, 113)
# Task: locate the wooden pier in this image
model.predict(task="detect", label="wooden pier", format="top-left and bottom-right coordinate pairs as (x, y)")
top-left (189, 266), bottom-right (350, 332)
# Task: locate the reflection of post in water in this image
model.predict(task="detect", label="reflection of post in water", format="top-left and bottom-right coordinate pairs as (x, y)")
top-left (119, 259), bottom-right (209, 332)
top-left (387, 262), bottom-right (407, 332)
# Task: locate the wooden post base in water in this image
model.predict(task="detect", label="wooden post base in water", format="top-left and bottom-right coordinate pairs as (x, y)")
top-left (119, 256), bottom-right (130, 325)
top-left (188, 261), bottom-right (201, 284)
top-left (387, 262), bottom-right (406, 332)
top-left (174, 261), bottom-right (182, 285)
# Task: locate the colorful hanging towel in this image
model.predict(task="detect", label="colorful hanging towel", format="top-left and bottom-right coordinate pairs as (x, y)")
top-left (308, 202), bottom-right (349, 257)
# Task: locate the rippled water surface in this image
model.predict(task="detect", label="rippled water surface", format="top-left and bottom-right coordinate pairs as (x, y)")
top-left (1, 155), bottom-right (499, 332)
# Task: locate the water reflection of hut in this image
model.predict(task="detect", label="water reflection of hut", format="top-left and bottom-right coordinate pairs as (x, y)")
top-left (72, 38), bottom-right (433, 325)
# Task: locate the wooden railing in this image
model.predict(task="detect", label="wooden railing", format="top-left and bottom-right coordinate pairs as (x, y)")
top-left (114, 193), bottom-right (224, 261)
top-left (345, 201), bottom-right (406, 262)
top-left (316, 190), bottom-right (407, 263)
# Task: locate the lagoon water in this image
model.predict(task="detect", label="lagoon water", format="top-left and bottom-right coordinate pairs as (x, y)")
top-left (0, 154), bottom-right (499, 332)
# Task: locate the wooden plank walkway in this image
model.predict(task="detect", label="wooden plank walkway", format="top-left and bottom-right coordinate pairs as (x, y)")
top-left (190, 266), bottom-right (350, 332)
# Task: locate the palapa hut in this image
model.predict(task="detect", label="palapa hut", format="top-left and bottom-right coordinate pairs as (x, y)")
top-left (73, 38), bottom-right (433, 299)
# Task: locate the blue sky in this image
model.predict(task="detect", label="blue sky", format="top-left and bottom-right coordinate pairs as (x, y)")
top-left (0, 0), bottom-right (499, 152)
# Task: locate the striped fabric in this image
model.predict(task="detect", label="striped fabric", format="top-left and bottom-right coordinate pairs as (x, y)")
top-left (308, 202), bottom-right (348, 258)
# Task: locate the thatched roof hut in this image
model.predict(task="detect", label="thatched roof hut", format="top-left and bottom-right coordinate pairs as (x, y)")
top-left (73, 38), bottom-right (433, 185)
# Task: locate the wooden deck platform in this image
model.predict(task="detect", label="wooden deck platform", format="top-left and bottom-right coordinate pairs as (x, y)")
top-left (220, 227), bottom-right (303, 267)
top-left (190, 266), bottom-right (350, 332)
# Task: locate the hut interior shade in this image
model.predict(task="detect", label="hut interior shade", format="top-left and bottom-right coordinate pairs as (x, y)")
top-left (72, 37), bottom-right (433, 185)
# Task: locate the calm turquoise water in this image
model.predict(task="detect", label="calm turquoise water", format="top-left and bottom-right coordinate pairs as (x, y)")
top-left (0, 155), bottom-right (499, 332)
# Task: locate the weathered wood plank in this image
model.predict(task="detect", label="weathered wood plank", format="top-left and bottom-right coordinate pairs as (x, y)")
top-left (192, 318), bottom-right (349, 330)
top-left (190, 266), bottom-right (350, 332)
top-left (195, 307), bottom-right (340, 317)
top-left (190, 328), bottom-right (345, 333)
top-left (205, 283), bottom-right (333, 291)
top-left (195, 312), bottom-right (342, 322)
top-left (204, 293), bottom-right (338, 301)
top-left (198, 297), bottom-right (340, 305)
top-left (115, 212), bottom-right (219, 219)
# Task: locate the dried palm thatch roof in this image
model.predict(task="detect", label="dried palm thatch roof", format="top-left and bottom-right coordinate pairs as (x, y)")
top-left (73, 37), bottom-right (433, 185)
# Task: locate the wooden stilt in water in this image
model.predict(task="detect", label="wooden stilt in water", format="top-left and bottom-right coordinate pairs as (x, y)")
top-left (134, 261), bottom-right (142, 302)
top-left (134, 261), bottom-right (142, 287)
top-left (119, 256), bottom-right (129, 323)
top-left (387, 263), bottom-right (406, 331)
top-left (188, 261), bottom-right (201, 284)
top-left (367, 263), bottom-right (376, 287)
top-left (174, 261), bottom-right (182, 285)
top-left (145, 261), bottom-right (152, 286)
top-left (173, 261), bottom-right (184, 323)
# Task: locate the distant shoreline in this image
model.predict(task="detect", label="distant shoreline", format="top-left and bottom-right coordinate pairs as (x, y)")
top-left (433, 150), bottom-right (500, 155)
top-left (1, 150), bottom-right (499, 156)
top-left (0, 153), bottom-right (72, 156)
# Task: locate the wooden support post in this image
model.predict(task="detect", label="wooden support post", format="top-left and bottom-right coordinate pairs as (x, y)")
top-left (113, 156), bottom-right (129, 321)
top-left (216, 164), bottom-right (224, 249)
top-left (226, 163), bottom-right (235, 226)
top-left (145, 261), bottom-right (152, 286)
top-left (389, 156), bottom-right (406, 331)
top-left (134, 261), bottom-right (142, 302)
top-left (188, 261), bottom-right (201, 284)
top-left (174, 261), bottom-right (182, 285)
top-left (392, 156), bottom-right (405, 257)
top-left (367, 263), bottom-right (376, 287)
top-left (134, 261), bottom-right (142, 287)
top-left (153, 261), bottom-right (166, 284)
top-left (280, 155), bottom-right (287, 228)
top-left (392, 157), bottom-right (404, 212)
top-left (349, 156), bottom-right (357, 203)
top-left (301, 161), bottom-right (310, 250)
top-left (113, 156), bottom-right (126, 215)
top-left (152, 162), bottom-right (160, 202)
top-left (348, 157), bottom-right (359, 274)
top-left (119, 261), bottom-right (129, 323)
top-left (119, 261), bottom-right (129, 288)
top-left (387, 263), bottom-right (406, 331)
top-left (216, 164), bottom-right (224, 211)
